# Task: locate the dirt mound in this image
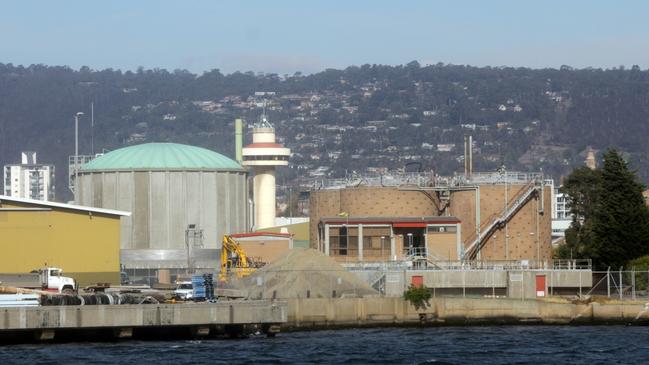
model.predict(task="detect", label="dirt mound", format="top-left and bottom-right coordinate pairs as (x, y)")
top-left (234, 248), bottom-right (377, 299)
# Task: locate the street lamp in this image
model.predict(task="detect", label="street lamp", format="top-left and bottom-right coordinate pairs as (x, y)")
top-left (74, 112), bottom-right (84, 195)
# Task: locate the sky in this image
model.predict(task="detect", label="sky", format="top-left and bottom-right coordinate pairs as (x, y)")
top-left (1, 0), bottom-right (648, 75)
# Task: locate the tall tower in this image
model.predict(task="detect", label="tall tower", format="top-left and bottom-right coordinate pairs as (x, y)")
top-left (242, 112), bottom-right (290, 229)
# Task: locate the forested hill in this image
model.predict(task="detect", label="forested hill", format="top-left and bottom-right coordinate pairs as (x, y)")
top-left (1, 62), bottom-right (649, 201)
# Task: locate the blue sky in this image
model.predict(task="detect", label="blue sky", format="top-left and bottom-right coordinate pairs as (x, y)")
top-left (1, 0), bottom-right (648, 74)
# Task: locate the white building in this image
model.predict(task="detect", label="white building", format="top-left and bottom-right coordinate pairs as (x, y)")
top-left (3, 152), bottom-right (55, 201)
top-left (551, 189), bottom-right (572, 241)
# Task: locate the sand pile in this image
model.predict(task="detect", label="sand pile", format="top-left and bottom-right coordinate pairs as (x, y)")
top-left (234, 248), bottom-right (377, 299)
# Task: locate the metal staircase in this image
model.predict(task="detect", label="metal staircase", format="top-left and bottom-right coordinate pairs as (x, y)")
top-left (404, 247), bottom-right (446, 270)
top-left (368, 271), bottom-right (386, 293)
top-left (463, 180), bottom-right (541, 260)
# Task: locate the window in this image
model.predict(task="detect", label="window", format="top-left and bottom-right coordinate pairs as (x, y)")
top-left (427, 225), bottom-right (457, 233)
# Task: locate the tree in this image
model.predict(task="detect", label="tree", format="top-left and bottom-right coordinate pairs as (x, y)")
top-left (589, 149), bottom-right (649, 268)
top-left (557, 167), bottom-right (601, 259)
top-left (558, 150), bottom-right (649, 268)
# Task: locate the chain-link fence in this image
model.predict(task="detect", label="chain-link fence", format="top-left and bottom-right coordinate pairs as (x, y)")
top-left (587, 270), bottom-right (649, 300)
top-left (121, 265), bottom-right (649, 301)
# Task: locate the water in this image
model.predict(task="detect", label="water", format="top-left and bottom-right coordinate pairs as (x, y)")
top-left (1, 326), bottom-right (646, 364)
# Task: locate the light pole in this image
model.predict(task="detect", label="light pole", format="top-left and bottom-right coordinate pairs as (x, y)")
top-left (74, 112), bottom-right (84, 195)
top-left (498, 164), bottom-right (509, 260)
top-left (346, 215), bottom-right (349, 257)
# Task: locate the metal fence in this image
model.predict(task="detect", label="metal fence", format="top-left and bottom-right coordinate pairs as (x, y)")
top-left (121, 265), bottom-right (649, 302)
top-left (588, 270), bottom-right (649, 300)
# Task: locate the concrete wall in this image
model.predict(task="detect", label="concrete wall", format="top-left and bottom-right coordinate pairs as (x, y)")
top-left (0, 201), bottom-right (121, 286)
top-left (284, 297), bottom-right (649, 328)
top-left (76, 169), bottom-right (247, 268)
top-left (0, 301), bottom-right (287, 342)
top-left (506, 270), bottom-right (593, 299)
top-left (385, 269), bottom-right (592, 298)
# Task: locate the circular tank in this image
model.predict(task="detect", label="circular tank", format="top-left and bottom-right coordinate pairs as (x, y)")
top-left (75, 143), bottom-right (248, 270)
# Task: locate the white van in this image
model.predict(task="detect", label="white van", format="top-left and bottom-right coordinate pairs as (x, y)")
top-left (174, 281), bottom-right (193, 300)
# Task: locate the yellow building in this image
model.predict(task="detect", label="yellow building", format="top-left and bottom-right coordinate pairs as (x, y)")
top-left (259, 220), bottom-right (310, 248)
top-left (0, 195), bottom-right (129, 286)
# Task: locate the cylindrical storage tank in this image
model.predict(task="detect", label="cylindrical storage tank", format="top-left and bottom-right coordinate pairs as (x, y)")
top-left (75, 143), bottom-right (248, 270)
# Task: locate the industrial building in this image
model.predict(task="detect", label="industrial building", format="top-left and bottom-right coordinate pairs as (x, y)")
top-left (74, 143), bottom-right (248, 273)
top-left (318, 216), bottom-right (461, 262)
top-left (3, 152), bottom-right (55, 201)
top-left (310, 171), bottom-right (553, 262)
top-left (0, 195), bottom-right (129, 286)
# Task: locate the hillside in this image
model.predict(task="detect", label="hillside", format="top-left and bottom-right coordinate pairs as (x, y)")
top-left (1, 62), bottom-right (648, 201)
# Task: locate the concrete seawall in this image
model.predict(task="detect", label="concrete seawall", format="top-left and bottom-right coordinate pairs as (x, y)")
top-left (284, 297), bottom-right (649, 329)
top-left (0, 300), bottom-right (287, 342)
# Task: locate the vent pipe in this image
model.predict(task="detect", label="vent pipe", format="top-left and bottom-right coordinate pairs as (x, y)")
top-left (464, 135), bottom-right (473, 177)
top-left (235, 118), bottom-right (243, 164)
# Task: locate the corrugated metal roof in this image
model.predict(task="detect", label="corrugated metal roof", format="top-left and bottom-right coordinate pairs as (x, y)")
top-left (0, 195), bottom-right (131, 216)
top-left (81, 143), bottom-right (243, 171)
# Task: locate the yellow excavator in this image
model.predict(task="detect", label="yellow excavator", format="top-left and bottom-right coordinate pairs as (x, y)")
top-left (219, 235), bottom-right (256, 282)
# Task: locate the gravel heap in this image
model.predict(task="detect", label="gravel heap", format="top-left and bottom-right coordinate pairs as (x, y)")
top-left (235, 248), bottom-right (377, 299)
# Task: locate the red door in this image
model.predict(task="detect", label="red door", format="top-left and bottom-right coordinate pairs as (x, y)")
top-left (535, 275), bottom-right (546, 298)
top-left (412, 275), bottom-right (424, 288)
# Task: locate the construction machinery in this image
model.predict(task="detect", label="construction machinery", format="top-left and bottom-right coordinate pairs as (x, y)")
top-left (219, 235), bottom-right (256, 282)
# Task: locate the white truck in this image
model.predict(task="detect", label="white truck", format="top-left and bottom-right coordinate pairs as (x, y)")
top-left (174, 281), bottom-right (194, 301)
top-left (0, 268), bottom-right (77, 294)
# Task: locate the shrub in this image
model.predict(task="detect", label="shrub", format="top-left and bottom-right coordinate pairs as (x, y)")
top-left (403, 285), bottom-right (431, 310)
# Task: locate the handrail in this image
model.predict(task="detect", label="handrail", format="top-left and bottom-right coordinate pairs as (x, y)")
top-left (342, 259), bottom-right (592, 271)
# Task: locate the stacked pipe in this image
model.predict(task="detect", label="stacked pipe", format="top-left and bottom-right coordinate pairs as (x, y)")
top-left (40, 293), bottom-right (161, 306)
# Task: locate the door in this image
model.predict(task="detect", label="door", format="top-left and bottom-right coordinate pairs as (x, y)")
top-left (411, 275), bottom-right (424, 288)
top-left (535, 275), bottom-right (546, 297)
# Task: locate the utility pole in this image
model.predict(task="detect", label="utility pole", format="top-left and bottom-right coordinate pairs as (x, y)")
top-left (91, 102), bottom-right (94, 155)
top-left (74, 112), bottom-right (84, 195)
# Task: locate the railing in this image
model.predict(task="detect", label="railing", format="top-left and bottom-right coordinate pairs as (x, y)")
top-left (343, 259), bottom-right (592, 271)
top-left (462, 172), bottom-right (546, 184)
top-left (404, 247), bottom-right (428, 258)
top-left (307, 172), bottom-right (435, 190)
top-left (303, 171), bottom-right (553, 190)
top-left (553, 259), bottom-right (592, 270)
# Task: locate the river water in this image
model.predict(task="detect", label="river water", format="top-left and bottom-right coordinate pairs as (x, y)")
top-left (1, 326), bottom-right (646, 364)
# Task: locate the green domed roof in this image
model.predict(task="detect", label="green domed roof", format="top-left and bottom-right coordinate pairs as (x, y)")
top-left (81, 143), bottom-right (243, 171)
